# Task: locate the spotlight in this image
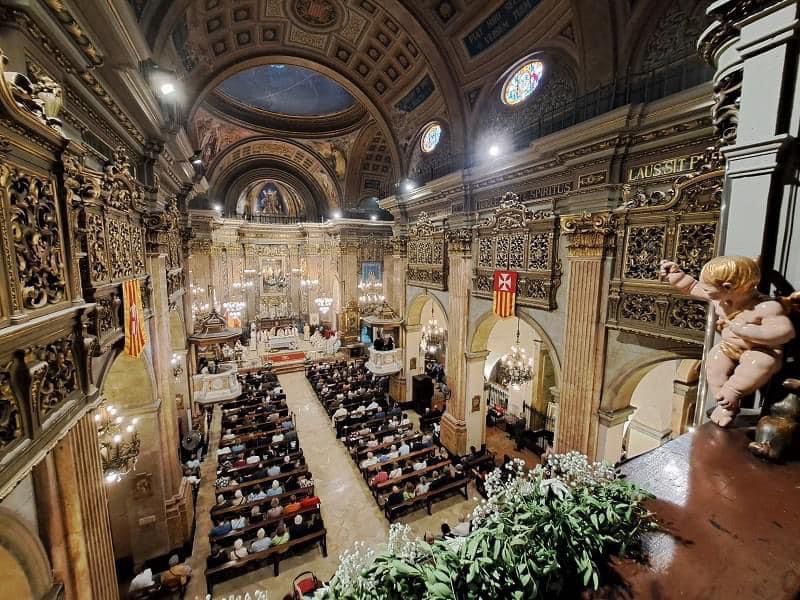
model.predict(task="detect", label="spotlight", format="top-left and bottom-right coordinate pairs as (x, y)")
top-left (160, 82), bottom-right (176, 96)
top-left (370, 214), bottom-right (377, 221)
top-left (402, 180), bottom-right (416, 193)
top-left (190, 151), bottom-right (202, 166)
top-left (489, 144), bottom-right (501, 157)
top-left (213, 204), bottom-right (222, 212)
top-left (333, 210), bottom-right (342, 219)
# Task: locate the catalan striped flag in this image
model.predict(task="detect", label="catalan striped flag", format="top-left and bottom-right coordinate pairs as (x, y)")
top-left (492, 270), bottom-right (518, 318)
top-left (122, 279), bottom-right (147, 357)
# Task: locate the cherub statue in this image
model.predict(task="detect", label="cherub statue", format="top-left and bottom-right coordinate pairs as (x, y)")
top-left (660, 256), bottom-right (796, 426)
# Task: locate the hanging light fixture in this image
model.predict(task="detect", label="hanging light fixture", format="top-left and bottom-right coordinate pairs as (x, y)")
top-left (95, 401), bottom-right (141, 484)
top-left (358, 271), bottom-right (385, 312)
top-left (419, 296), bottom-right (444, 355)
top-left (500, 318), bottom-right (533, 391)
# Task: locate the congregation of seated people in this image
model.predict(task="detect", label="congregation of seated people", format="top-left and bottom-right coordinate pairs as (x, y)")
top-left (206, 368), bottom-right (326, 588)
top-left (306, 359), bottom-right (470, 520)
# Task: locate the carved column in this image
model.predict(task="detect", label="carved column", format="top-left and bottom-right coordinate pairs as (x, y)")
top-left (464, 349), bottom-right (490, 450)
top-left (337, 239), bottom-right (359, 329)
top-left (698, 0), bottom-right (800, 418)
top-left (391, 236), bottom-right (408, 319)
top-left (49, 412), bottom-right (119, 600)
top-left (555, 213), bottom-right (615, 458)
top-left (441, 229), bottom-right (472, 455)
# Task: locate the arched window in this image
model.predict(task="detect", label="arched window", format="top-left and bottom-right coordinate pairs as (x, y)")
top-left (420, 122), bottom-right (442, 153)
top-left (502, 60), bottom-right (544, 106)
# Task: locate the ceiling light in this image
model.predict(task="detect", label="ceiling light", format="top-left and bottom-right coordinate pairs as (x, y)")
top-left (333, 210), bottom-right (342, 219)
top-left (489, 144), bottom-right (501, 157)
top-left (213, 204), bottom-right (222, 212)
top-left (403, 180), bottom-right (416, 193)
top-left (190, 151), bottom-right (202, 165)
top-left (370, 214), bottom-right (377, 221)
top-left (160, 82), bottom-right (176, 96)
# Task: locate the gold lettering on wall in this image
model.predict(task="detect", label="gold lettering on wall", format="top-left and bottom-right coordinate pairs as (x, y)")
top-left (627, 155), bottom-right (704, 182)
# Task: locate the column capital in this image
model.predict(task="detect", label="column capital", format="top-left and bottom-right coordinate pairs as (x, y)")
top-left (465, 349), bottom-right (490, 361)
top-left (597, 406), bottom-right (636, 427)
top-left (560, 211), bottom-right (616, 258)
top-left (391, 236), bottom-right (407, 256)
top-left (446, 228), bottom-right (473, 254)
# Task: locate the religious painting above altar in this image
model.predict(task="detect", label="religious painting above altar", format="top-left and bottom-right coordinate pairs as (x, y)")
top-left (260, 258), bottom-right (287, 294)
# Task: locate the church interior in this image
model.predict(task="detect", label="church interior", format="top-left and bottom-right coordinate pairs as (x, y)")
top-left (0, 0), bottom-right (799, 598)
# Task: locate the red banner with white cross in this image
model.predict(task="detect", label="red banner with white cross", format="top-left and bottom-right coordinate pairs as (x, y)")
top-left (492, 270), bottom-right (518, 318)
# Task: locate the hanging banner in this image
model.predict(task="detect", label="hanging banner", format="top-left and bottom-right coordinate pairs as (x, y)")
top-left (492, 270), bottom-right (518, 318)
top-left (123, 279), bottom-right (147, 357)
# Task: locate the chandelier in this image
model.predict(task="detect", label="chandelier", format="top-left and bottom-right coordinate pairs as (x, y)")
top-left (95, 401), bottom-right (141, 484)
top-left (420, 301), bottom-right (444, 354)
top-left (358, 273), bottom-right (385, 312)
top-left (500, 319), bottom-right (533, 391)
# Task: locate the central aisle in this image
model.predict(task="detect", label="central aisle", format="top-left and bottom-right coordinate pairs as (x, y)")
top-left (213, 371), bottom-right (478, 598)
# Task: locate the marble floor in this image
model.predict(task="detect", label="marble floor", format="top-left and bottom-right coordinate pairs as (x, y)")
top-left (211, 372), bottom-right (479, 599)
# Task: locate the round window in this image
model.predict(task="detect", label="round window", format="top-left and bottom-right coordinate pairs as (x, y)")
top-left (502, 60), bottom-right (544, 106)
top-left (420, 122), bottom-right (442, 153)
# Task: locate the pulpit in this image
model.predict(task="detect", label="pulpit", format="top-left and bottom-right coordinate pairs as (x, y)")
top-left (191, 364), bottom-right (242, 404)
top-left (365, 347), bottom-right (402, 375)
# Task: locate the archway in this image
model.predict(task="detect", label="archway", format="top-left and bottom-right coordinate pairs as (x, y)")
top-left (606, 358), bottom-right (700, 462)
top-left (99, 351), bottom-right (174, 569)
top-left (467, 310), bottom-right (561, 464)
top-left (405, 292), bottom-right (449, 405)
top-left (0, 507), bottom-right (60, 599)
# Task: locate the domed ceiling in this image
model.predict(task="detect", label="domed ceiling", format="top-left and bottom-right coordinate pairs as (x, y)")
top-left (216, 65), bottom-right (356, 117)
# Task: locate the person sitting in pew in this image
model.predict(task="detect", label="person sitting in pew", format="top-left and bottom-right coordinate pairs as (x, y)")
top-left (215, 494), bottom-right (230, 509)
top-left (398, 440), bottom-right (410, 456)
top-left (271, 431), bottom-right (285, 444)
top-left (366, 398), bottom-right (381, 412)
top-left (251, 505), bottom-right (262, 520)
top-left (289, 514), bottom-right (307, 540)
top-left (129, 567), bottom-right (154, 592)
top-left (370, 469), bottom-right (389, 486)
top-left (247, 485), bottom-right (267, 503)
top-left (232, 490), bottom-right (246, 506)
top-left (246, 451), bottom-right (260, 465)
top-left (267, 480), bottom-right (284, 497)
top-left (360, 452), bottom-right (378, 469)
top-left (210, 518), bottom-right (232, 537)
top-left (386, 485), bottom-right (403, 506)
top-left (222, 429), bottom-right (236, 441)
top-left (272, 522), bottom-right (290, 545)
top-left (428, 470), bottom-right (443, 490)
top-left (366, 434), bottom-right (379, 449)
top-left (267, 462), bottom-right (281, 477)
top-left (413, 458), bottom-right (428, 471)
top-left (208, 544), bottom-right (227, 568)
top-left (249, 528), bottom-right (272, 553)
top-left (388, 465), bottom-right (403, 479)
top-left (403, 482), bottom-right (416, 502)
top-left (331, 403), bottom-right (348, 426)
top-left (267, 497), bottom-right (283, 519)
top-left (229, 538), bottom-right (248, 561)
top-left (415, 477), bottom-right (430, 496)
top-left (284, 495), bottom-right (301, 517)
top-left (231, 514), bottom-right (247, 530)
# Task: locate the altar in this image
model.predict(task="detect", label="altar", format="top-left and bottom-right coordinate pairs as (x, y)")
top-left (268, 332), bottom-right (298, 350)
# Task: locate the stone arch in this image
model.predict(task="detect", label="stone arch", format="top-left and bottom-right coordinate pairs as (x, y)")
top-left (603, 348), bottom-right (700, 413)
top-left (407, 291), bottom-right (448, 328)
top-left (102, 350), bottom-right (157, 411)
top-left (0, 507), bottom-right (59, 599)
top-left (469, 310), bottom-right (562, 386)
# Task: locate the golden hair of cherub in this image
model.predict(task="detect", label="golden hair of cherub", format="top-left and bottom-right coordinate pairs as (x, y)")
top-left (700, 255), bottom-right (760, 291)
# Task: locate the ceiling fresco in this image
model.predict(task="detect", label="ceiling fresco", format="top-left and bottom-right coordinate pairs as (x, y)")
top-left (216, 64), bottom-right (356, 117)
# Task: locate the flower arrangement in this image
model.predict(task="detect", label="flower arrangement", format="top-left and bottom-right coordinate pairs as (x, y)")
top-left (315, 452), bottom-right (655, 599)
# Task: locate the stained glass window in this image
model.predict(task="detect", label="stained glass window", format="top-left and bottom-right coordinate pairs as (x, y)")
top-left (502, 60), bottom-right (544, 106)
top-left (420, 122), bottom-right (442, 153)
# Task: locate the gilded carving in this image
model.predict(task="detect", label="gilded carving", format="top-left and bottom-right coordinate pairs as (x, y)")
top-left (517, 277), bottom-right (547, 300)
top-left (8, 171), bottom-right (67, 309)
top-left (561, 212), bottom-right (616, 258)
top-left (85, 212), bottom-right (109, 283)
top-left (478, 238), bottom-right (493, 268)
top-left (446, 228), bottom-right (472, 254)
top-left (27, 337), bottom-right (78, 422)
top-left (624, 226), bottom-right (665, 280)
top-left (620, 186), bottom-right (668, 209)
top-left (668, 298), bottom-right (707, 332)
top-left (407, 212), bottom-right (447, 290)
top-left (0, 370), bottom-right (23, 455)
top-left (620, 294), bottom-right (659, 323)
top-left (675, 223), bottom-right (716, 280)
top-left (527, 233), bottom-right (550, 271)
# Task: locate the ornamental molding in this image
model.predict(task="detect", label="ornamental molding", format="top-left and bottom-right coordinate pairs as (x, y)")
top-left (560, 212), bottom-right (616, 258)
top-left (42, 0), bottom-right (104, 67)
top-left (445, 228), bottom-right (472, 254)
top-left (698, 0), bottom-right (773, 64)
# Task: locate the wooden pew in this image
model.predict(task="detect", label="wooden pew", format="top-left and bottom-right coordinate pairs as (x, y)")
top-left (384, 477), bottom-right (469, 522)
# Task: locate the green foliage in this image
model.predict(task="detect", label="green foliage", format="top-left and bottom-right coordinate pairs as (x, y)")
top-left (318, 453), bottom-right (655, 600)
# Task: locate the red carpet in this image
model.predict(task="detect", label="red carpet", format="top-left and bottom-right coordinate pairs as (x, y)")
top-left (267, 351), bottom-right (306, 363)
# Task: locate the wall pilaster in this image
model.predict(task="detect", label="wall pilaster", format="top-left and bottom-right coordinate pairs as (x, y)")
top-left (555, 212), bottom-right (615, 458)
top-left (50, 413), bottom-right (119, 600)
top-left (441, 229), bottom-right (472, 455)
